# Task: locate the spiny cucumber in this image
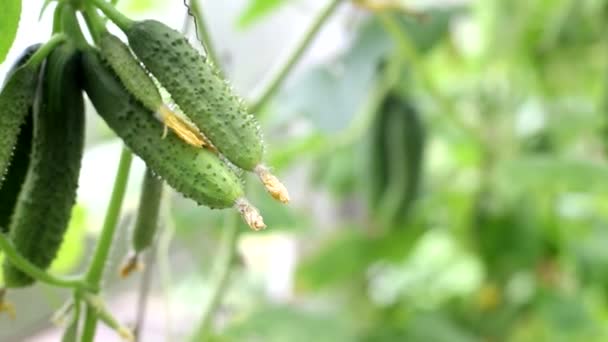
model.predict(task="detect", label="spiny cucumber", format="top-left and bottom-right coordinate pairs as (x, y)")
top-left (0, 114), bottom-right (32, 233)
top-left (121, 19), bottom-right (289, 203)
top-left (120, 168), bottom-right (163, 277)
top-left (0, 45), bottom-right (40, 233)
top-left (81, 50), bottom-right (265, 230)
top-left (0, 48), bottom-right (43, 188)
top-left (3, 42), bottom-right (85, 287)
top-left (98, 31), bottom-right (207, 149)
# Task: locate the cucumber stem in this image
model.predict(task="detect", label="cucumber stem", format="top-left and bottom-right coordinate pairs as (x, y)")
top-left (193, 213), bottom-right (240, 339)
top-left (249, 0), bottom-right (342, 113)
top-left (81, 147), bottom-right (133, 342)
top-left (61, 4), bottom-right (90, 49)
top-left (90, 0), bottom-right (133, 31)
top-left (0, 233), bottom-right (88, 289)
top-left (82, 3), bottom-right (107, 43)
top-left (83, 293), bottom-right (135, 341)
top-left (24, 33), bottom-right (67, 68)
top-left (188, 0), bottom-right (223, 74)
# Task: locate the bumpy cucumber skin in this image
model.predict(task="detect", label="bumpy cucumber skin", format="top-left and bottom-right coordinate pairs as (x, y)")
top-left (0, 45), bottom-right (40, 232)
top-left (3, 42), bottom-right (85, 287)
top-left (0, 57), bottom-right (41, 187)
top-left (0, 114), bottom-right (33, 233)
top-left (133, 168), bottom-right (163, 252)
top-left (81, 50), bottom-right (243, 208)
top-left (126, 20), bottom-right (264, 171)
top-left (99, 32), bottom-right (162, 112)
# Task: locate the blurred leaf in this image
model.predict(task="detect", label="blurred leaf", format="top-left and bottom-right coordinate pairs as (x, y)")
top-left (0, 0), bottom-right (21, 63)
top-left (278, 18), bottom-right (393, 133)
top-left (296, 226), bottom-right (422, 292)
top-left (218, 305), bottom-right (354, 342)
top-left (497, 157), bottom-right (608, 193)
top-left (394, 7), bottom-right (462, 53)
top-left (117, 0), bottom-right (164, 14)
top-left (237, 0), bottom-right (290, 28)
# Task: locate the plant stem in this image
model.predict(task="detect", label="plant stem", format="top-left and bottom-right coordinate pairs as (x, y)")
top-left (82, 3), bottom-right (107, 43)
top-left (194, 213), bottom-right (240, 339)
top-left (0, 234), bottom-right (88, 290)
top-left (90, 0), bottom-right (133, 31)
top-left (249, 0), bottom-right (343, 113)
top-left (25, 33), bottom-right (67, 68)
top-left (189, 0), bottom-right (222, 74)
top-left (80, 147), bottom-right (133, 342)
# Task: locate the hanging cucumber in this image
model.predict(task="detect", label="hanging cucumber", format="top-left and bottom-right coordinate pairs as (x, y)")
top-left (81, 50), bottom-right (265, 230)
top-left (92, 1), bottom-right (289, 204)
top-left (120, 168), bottom-right (164, 277)
top-left (98, 31), bottom-right (208, 149)
top-left (3, 42), bottom-right (85, 287)
top-left (0, 44), bottom-right (41, 233)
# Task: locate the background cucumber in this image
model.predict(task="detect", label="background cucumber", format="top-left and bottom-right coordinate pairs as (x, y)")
top-left (3, 42), bottom-right (85, 287)
top-left (120, 168), bottom-right (164, 277)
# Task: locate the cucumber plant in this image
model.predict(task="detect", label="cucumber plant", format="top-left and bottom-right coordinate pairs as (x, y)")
top-left (0, 0), bottom-right (344, 340)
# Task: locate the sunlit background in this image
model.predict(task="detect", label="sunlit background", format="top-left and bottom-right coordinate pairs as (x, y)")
top-left (2, 0), bottom-right (608, 341)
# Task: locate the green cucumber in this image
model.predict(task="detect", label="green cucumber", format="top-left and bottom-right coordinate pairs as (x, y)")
top-left (120, 168), bottom-right (164, 277)
top-left (124, 20), bottom-right (264, 171)
top-left (0, 114), bottom-right (33, 233)
top-left (99, 31), bottom-right (163, 113)
top-left (3, 42), bottom-right (85, 287)
top-left (0, 50), bottom-right (43, 188)
top-left (81, 50), bottom-right (266, 229)
top-left (0, 45), bottom-right (40, 232)
top-left (81, 50), bottom-right (243, 209)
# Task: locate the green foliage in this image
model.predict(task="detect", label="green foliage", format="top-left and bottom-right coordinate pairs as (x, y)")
top-left (237, 0), bottom-right (290, 28)
top-left (0, 0), bottom-right (20, 63)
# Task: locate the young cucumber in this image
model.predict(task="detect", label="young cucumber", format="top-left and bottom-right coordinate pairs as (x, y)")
top-left (0, 45), bottom-right (40, 232)
top-left (120, 168), bottom-right (163, 277)
top-left (0, 48), bottom-right (43, 188)
top-left (0, 114), bottom-right (33, 233)
top-left (123, 20), bottom-right (289, 203)
top-left (3, 42), bottom-right (85, 287)
top-left (81, 50), bottom-right (265, 230)
top-left (126, 20), bottom-right (263, 170)
top-left (98, 31), bottom-right (207, 149)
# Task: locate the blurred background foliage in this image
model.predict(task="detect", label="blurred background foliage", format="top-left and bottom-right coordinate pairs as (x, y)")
top-left (4, 0), bottom-right (608, 341)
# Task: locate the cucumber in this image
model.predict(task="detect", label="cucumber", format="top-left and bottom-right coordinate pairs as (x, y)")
top-left (93, 1), bottom-right (288, 202)
top-left (120, 168), bottom-right (163, 277)
top-left (98, 31), bottom-right (206, 148)
top-left (0, 49), bottom-right (43, 188)
top-left (3, 42), bottom-right (85, 287)
top-left (371, 93), bottom-right (425, 227)
top-left (0, 45), bottom-right (40, 232)
top-left (125, 20), bottom-right (264, 171)
top-left (99, 32), bottom-right (162, 114)
top-left (0, 114), bottom-right (33, 233)
top-left (81, 50), bottom-right (265, 229)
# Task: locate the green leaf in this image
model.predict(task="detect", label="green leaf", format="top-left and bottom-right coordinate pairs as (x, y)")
top-left (237, 0), bottom-right (290, 28)
top-left (0, 0), bottom-right (21, 64)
